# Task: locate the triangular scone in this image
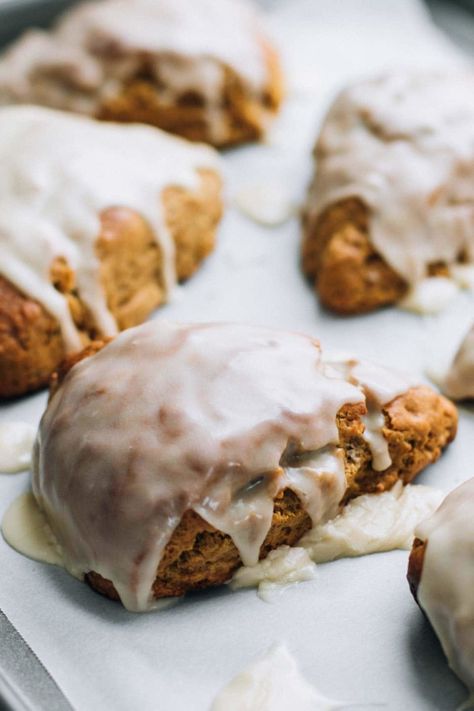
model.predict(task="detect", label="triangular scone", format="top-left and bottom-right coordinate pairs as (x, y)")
top-left (0, 106), bottom-right (222, 398)
top-left (302, 72), bottom-right (474, 314)
top-left (442, 324), bottom-right (474, 400)
top-left (0, 0), bottom-right (283, 148)
top-left (408, 478), bottom-right (474, 695)
top-left (27, 321), bottom-right (457, 610)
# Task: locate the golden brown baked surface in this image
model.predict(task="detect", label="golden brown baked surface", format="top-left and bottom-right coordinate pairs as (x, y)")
top-left (407, 537), bottom-right (426, 603)
top-left (47, 344), bottom-right (457, 600)
top-left (302, 192), bottom-right (453, 316)
top-left (302, 198), bottom-right (408, 314)
top-left (0, 169), bottom-right (222, 399)
top-left (98, 43), bottom-right (284, 148)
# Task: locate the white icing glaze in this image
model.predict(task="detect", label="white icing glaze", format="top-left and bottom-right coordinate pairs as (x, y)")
top-left (230, 545), bottom-right (317, 601)
top-left (324, 358), bottom-right (418, 471)
top-left (2, 492), bottom-right (63, 567)
top-left (306, 72), bottom-right (474, 289)
top-left (231, 483), bottom-right (442, 597)
top-left (210, 644), bottom-right (345, 711)
top-left (0, 106), bottom-right (218, 351)
top-left (26, 322), bottom-right (415, 611)
top-left (235, 183), bottom-right (297, 226)
top-left (416, 478), bottom-right (474, 694)
top-left (399, 277), bottom-right (459, 315)
top-left (0, 422), bottom-right (36, 473)
top-left (443, 324), bottom-right (474, 400)
top-left (0, 0), bottom-right (270, 144)
top-left (303, 482), bottom-right (443, 562)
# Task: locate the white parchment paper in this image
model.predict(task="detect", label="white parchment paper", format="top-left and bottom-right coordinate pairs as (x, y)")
top-left (0, 1), bottom-right (473, 709)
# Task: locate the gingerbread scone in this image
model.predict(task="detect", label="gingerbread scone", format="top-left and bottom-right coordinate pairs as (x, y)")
top-left (6, 321), bottom-right (456, 611)
top-left (442, 324), bottom-right (474, 400)
top-left (0, 0), bottom-right (283, 148)
top-left (408, 478), bottom-right (474, 695)
top-left (302, 72), bottom-right (474, 314)
top-left (0, 106), bottom-right (222, 399)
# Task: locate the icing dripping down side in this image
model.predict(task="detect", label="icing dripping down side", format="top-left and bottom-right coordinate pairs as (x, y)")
top-left (0, 106), bottom-right (219, 351)
top-left (324, 358), bottom-right (418, 471)
top-left (416, 478), bottom-right (474, 695)
top-left (210, 644), bottom-right (345, 711)
top-left (230, 483), bottom-right (442, 597)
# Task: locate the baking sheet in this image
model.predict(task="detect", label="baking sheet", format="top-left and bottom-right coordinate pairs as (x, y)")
top-left (0, 1), bottom-right (473, 709)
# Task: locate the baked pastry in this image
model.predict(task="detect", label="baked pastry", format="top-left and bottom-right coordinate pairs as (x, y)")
top-left (0, 0), bottom-right (283, 148)
top-left (31, 321), bottom-right (456, 610)
top-left (408, 478), bottom-right (474, 694)
top-left (302, 72), bottom-right (474, 314)
top-left (0, 105), bottom-right (222, 399)
top-left (442, 324), bottom-right (474, 400)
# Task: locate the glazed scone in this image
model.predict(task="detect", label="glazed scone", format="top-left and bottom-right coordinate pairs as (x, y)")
top-left (0, 106), bottom-right (222, 398)
top-left (442, 324), bottom-right (474, 400)
top-left (408, 478), bottom-right (474, 695)
top-left (0, 0), bottom-right (283, 148)
top-left (27, 321), bottom-right (456, 610)
top-left (302, 72), bottom-right (474, 314)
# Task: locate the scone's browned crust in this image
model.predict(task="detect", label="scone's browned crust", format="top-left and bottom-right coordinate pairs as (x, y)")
top-left (97, 42), bottom-right (284, 148)
top-left (302, 198), bottom-right (407, 314)
top-left (407, 537), bottom-right (426, 603)
top-left (302, 198), bottom-right (449, 315)
top-left (48, 343), bottom-right (457, 600)
top-left (0, 170), bottom-right (221, 399)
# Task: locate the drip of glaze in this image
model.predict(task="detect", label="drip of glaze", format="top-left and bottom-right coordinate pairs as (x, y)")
top-left (230, 483), bottom-right (442, 598)
top-left (0, 422), bottom-right (36, 473)
top-left (2, 492), bottom-right (64, 567)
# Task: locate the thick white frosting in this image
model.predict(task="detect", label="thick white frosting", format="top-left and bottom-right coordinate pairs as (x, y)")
top-left (416, 478), bottom-right (474, 694)
top-left (211, 644), bottom-right (344, 711)
top-left (306, 72), bottom-right (474, 289)
top-left (0, 0), bottom-right (270, 144)
top-left (0, 106), bottom-right (218, 351)
top-left (443, 324), bottom-right (474, 400)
